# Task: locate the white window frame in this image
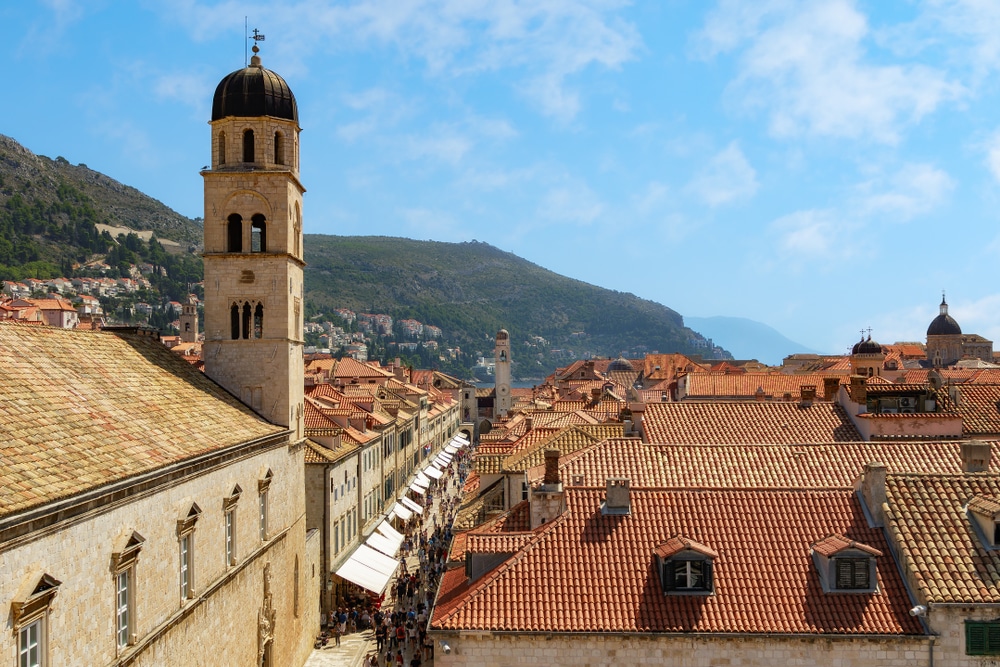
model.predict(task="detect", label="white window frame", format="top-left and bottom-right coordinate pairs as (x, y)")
top-left (225, 508), bottom-right (236, 566)
top-left (179, 534), bottom-right (192, 600)
top-left (116, 568), bottom-right (133, 649)
top-left (259, 490), bottom-right (269, 542)
top-left (18, 617), bottom-right (43, 667)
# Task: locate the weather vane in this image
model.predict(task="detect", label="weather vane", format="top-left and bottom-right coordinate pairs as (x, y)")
top-left (244, 19), bottom-right (267, 65)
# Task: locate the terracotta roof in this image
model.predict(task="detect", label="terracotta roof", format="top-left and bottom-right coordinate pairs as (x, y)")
top-left (432, 488), bottom-right (922, 635)
top-left (0, 323), bottom-right (284, 519)
top-left (811, 534), bottom-right (882, 558)
top-left (504, 425), bottom-right (623, 473)
top-left (304, 439), bottom-right (359, 464)
top-left (558, 438), bottom-right (1000, 489)
top-left (680, 373), bottom-right (843, 400)
top-left (938, 384), bottom-right (1000, 435)
top-left (642, 401), bottom-right (862, 444)
top-left (653, 535), bottom-right (719, 559)
top-left (968, 494), bottom-right (1000, 517)
top-left (885, 473), bottom-right (1000, 603)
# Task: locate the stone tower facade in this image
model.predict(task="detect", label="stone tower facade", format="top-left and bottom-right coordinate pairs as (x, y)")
top-left (178, 293), bottom-right (199, 343)
top-left (202, 48), bottom-right (305, 441)
top-left (494, 328), bottom-right (511, 417)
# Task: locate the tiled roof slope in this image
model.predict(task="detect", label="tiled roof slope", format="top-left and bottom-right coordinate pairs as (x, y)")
top-left (557, 439), bottom-right (1000, 489)
top-left (433, 488), bottom-right (922, 635)
top-left (504, 424), bottom-right (624, 473)
top-left (681, 373), bottom-right (843, 400)
top-left (0, 323), bottom-right (284, 519)
top-left (643, 401), bottom-right (861, 444)
top-left (885, 473), bottom-right (1000, 603)
top-left (938, 384), bottom-right (1000, 435)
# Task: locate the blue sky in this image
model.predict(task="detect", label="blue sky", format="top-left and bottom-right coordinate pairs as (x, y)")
top-left (5, 0), bottom-right (1000, 357)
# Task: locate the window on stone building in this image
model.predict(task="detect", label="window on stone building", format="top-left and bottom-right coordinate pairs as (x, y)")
top-left (218, 131), bottom-right (226, 166)
top-left (227, 214), bottom-right (243, 252)
top-left (254, 303), bottom-right (264, 339)
top-left (225, 509), bottom-right (236, 566)
top-left (230, 303), bottom-right (240, 340)
top-left (176, 502), bottom-right (201, 601)
top-left (12, 571), bottom-right (60, 667)
top-left (242, 303), bottom-right (251, 340)
top-left (259, 470), bottom-right (273, 542)
top-left (111, 531), bottom-right (144, 650)
top-left (274, 132), bottom-right (284, 165)
top-left (251, 214), bottom-right (266, 253)
top-left (967, 621), bottom-right (1000, 655)
top-left (243, 129), bottom-right (255, 163)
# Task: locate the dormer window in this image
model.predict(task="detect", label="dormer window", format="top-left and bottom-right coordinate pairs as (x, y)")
top-left (968, 495), bottom-right (1000, 547)
top-left (811, 534), bottom-right (881, 593)
top-left (654, 536), bottom-right (717, 595)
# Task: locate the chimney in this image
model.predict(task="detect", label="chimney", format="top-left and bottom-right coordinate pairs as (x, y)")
top-left (543, 449), bottom-right (561, 485)
top-left (603, 477), bottom-right (631, 515)
top-left (962, 440), bottom-right (991, 473)
top-left (524, 417), bottom-right (533, 431)
top-left (849, 375), bottom-right (867, 404)
top-left (800, 385), bottom-right (817, 407)
top-left (823, 377), bottom-right (840, 401)
top-left (858, 462), bottom-right (887, 527)
top-left (754, 386), bottom-right (766, 402)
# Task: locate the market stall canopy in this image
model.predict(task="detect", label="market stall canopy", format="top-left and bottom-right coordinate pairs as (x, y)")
top-left (400, 496), bottom-right (424, 515)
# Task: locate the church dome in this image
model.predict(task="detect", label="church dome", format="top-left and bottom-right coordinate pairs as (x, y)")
top-left (852, 335), bottom-right (882, 355)
top-left (212, 53), bottom-right (297, 122)
top-left (607, 357), bottom-right (633, 372)
top-left (927, 295), bottom-right (961, 336)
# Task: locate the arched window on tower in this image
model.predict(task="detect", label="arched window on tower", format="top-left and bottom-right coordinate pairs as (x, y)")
top-left (242, 303), bottom-right (252, 340)
top-left (251, 215), bottom-right (266, 253)
top-left (293, 204), bottom-right (302, 258)
top-left (274, 132), bottom-right (284, 165)
top-left (230, 303), bottom-right (240, 340)
top-left (254, 303), bottom-right (264, 338)
top-left (243, 129), bottom-right (255, 163)
top-left (218, 131), bottom-right (226, 166)
top-left (227, 214), bottom-right (243, 252)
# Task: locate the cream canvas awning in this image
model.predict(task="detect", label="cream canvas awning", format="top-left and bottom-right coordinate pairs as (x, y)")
top-left (366, 531), bottom-right (400, 558)
top-left (400, 496), bottom-right (424, 515)
top-left (424, 466), bottom-right (444, 480)
top-left (376, 520), bottom-right (405, 549)
top-left (392, 502), bottom-right (413, 521)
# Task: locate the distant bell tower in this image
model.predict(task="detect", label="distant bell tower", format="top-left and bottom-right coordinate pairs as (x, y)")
top-left (201, 39), bottom-right (305, 440)
top-left (178, 293), bottom-right (199, 343)
top-left (494, 328), bottom-right (511, 418)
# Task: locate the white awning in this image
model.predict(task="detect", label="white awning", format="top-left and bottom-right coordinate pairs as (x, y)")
top-left (423, 466), bottom-right (444, 480)
top-left (335, 551), bottom-right (395, 595)
top-left (366, 531), bottom-right (400, 558)
top-left (409, 482), bottom-right (426, 496)
top-left (444, 444), bottom-right (459, 454)
top-left (353, 543), bottom-right (400, 576)
top-left (392, 502), bottom-right (413, 521)
top-left (416, 472), bottom-right (432, 485)
top-left (400, 496), bottom-right (424, 515)
top-left (436, 454), bottom-right (453, 465)
top-left (377, 520), bottom-right (405, 548)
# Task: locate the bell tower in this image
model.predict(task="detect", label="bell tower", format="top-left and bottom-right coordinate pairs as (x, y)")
top-left (201, 43), bottom-right (304, 440)
top-left (494, 328), bottom-right (512, 418)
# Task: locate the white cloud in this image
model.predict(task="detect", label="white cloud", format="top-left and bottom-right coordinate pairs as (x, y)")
top-left (402, 129), bottom-right (473, 165)
top-left (400, 207), bottom-right (463, 237)
top-left (687, 141), bottom-right (758, 207)
top-left (769, 208), bottom-right (844, 257)
top-left (154, 73), bottom-right (210, 109)
top-left (537, 182), bottom-right (604, 226)
top-left (162, 0), bottom-right (642, 121)
top-left (855, 162), bottom-right (954, 220)
top-left (695, 0), bottom-right (963, 143)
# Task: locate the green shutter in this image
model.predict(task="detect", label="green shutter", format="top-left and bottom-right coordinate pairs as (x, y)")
top-left (968, 622), bottom-right (987, 655)
top-left (662, 561), bottom-right (677, 592)
top-left (703, 561), bottom-right (713, 592)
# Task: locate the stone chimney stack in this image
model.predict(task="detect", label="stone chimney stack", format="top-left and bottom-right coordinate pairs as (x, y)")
top-left (543, 449), bottom-right (561, 485)
top-left (524, 417), bottom-right (533, 431)
top-left (849, 375), bottom-right (868, 404)
top-left (604, 477), bottom-right (631, 515)
top-left (800, 385), bottom-right (817, 407)
top-left (531, 449), bottom-right (566, 529)
top-left (823, 377), bottom-right (840, 401)
top-left (858, 462), bottom-right (887, 527)
top-left (962, 440), bottom-right (992, 473)
top-left (754, 387), bottom-right (766, 402)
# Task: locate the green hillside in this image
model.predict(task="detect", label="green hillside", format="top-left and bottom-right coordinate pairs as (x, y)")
top-left (304, 235), bottom-right (728, 378)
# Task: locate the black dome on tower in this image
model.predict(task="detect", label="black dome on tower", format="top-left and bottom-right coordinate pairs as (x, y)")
top-left (852, 335), bottom-right (882, 355)
top-left (211, 53), bottom-right (297, 122)
top-left (927, 294), bottom-right (961, 336)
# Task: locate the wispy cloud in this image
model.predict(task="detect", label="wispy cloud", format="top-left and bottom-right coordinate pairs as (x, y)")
top-left (769, 208), bottom-right (846, 258)
top-left (854, 162), bottom-right (954, 220)
top-left (162, 0), bottom-right (642, 121)
top-left (695, 0), bottom-right (963, 143)
top-left (687, 141), bottom-right (758, 207)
